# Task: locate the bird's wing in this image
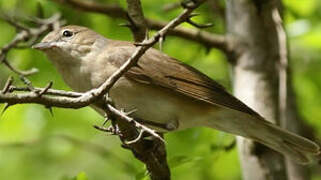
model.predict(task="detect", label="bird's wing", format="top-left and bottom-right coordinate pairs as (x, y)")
top-left (107, 43), bottom-right (262, 118)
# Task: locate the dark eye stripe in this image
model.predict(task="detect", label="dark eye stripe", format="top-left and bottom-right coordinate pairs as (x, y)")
top-left (62, 30), bottom-right (73, 37)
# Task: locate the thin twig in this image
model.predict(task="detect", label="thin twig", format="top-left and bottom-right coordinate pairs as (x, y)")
top-left (125, 129), bottom-right (145, 144)
top-left (186, 18), bottom-right (213, 28)
top-left (0, 13), bottom-right (61, 54)
top-left (93, 125), bottom-right (120, 135)
top-left (1, 76), bottom-right (13, 94)
top-left (107, 104), bottom-right (164, 142)
top-left (2, 58), bottom-right (38, 76)
top-left (0, 13), bottom-right (62, 80)
top-left (39, 81), bottom-right (53, 96)
top-left (50, 0), bottom-right (228, 51)
top-left (0, 1), bottom-right (206, 109)
top-left (272, 7), bottom-right (288, 129)
top-left (19, 76), bottom-right (35, 92)
top-left (89, 0), bottom-right (207, 102)
top-left (0, 2), bottom-right (206, 170)
top-left (0, 0), bottom-right (206, 138)
top-left (0, 3), bottom-right (207, 179)
top-left (0, 0), bottom-right (206, 150)
top-left (0, 14), bottom-right (30, 32)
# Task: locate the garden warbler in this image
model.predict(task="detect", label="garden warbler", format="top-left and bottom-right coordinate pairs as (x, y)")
top-left (33, 25), bottom-right (320, 164)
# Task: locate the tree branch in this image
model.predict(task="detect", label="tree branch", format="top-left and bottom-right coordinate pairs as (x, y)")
top-left (0, 0), bottom-right (206, 124)
top-left (126, 0), bottom-right (148, 42)
top-left (51, 0), bottom-right (127, 18)
top-left (0, 13), bottom-right (63, 77)
top-left (273, 3), bottom-right (314, 180)
top-left (50, 0), bottom-right (228, 52)
top-left (0, 1), bottom-right (206, 179)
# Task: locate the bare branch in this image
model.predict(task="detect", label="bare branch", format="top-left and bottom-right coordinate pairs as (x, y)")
top-left (272, 7), bottom-right (288, 128)
top-left (50, 0), bottom-right (228, 52)
top-left (53, 0), bottom-right (127, 18)
top-left (9, 86), bottom-right (82, 97)
top-left (186, 17), bottom-right (213, 28)
top-left (89, 1), bottom-right (207, 104)
top-left (152, 22), bottom-right (227, 50)
top-left (0, 0), bottom-right (206, 147)
top-left (125, 129), bottom-right (145, 144)
top-left (38, 81), bottom-right (53, 96)
top-left (0, 14), bottom-right (30, 31)
top-left (1, 76), bottom-right (13, 94)
top-left (0, 91), bottom-right (88, 108)
top-left (126, 0), bottom-right (148, 42)
top-left (0, 13), bottom-right (63, 79)
top-left (2, 58), bottom-right (38, 76)
top-left (107, 104), bottom-right (164, 143)
top-left (0, 13), bottom-right (62, 54)
top-left (0, 2), bottom-right (207, 179)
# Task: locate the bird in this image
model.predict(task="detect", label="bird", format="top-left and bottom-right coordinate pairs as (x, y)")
top-left (33, 25), bottom-right (320, 164)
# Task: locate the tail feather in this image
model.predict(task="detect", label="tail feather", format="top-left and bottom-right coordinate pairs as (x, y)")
top-left (249, 121), bottom-right (320, 164)
top-left (208, 111), bottom-right (320, 164)
top-left (249, 133), bottom-right (310, 163)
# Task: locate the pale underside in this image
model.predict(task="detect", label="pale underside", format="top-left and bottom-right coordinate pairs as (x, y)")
top-left (46, 39), bottom-right (261, 134)
top-left (42, 32), bottom-right (320, 163)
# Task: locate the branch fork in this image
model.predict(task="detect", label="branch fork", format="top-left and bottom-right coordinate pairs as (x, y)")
top-left (0, 1), bottom-right (207, 179)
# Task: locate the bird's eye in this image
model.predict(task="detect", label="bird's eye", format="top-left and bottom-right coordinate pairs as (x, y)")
top-left (62, 30), bottom-right (73, 37)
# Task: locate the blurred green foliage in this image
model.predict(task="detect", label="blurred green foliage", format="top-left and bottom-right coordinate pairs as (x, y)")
top-left (0, 0), bottom-right (320, 180)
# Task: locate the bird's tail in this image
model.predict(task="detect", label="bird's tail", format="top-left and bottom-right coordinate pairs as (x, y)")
top-left (208, 114), bottom-right (320, 164)
top-left (247, 121), bottom-right (320, 164)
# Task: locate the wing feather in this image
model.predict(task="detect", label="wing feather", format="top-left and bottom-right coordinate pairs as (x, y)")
top-left (106, 41), bottom-right (262, 118)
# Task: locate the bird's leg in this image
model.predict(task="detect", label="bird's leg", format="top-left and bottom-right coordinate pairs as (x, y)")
top-left (93, 94), bottom-right (122, 135)
top-left (94, 112), bottom-right (121, 135)
top-left (102, 112), bottom-right (109, 126)
top-left (93, 124), bottom-right (121, 135)
top-left (110, 116), bottom-right (120, 135)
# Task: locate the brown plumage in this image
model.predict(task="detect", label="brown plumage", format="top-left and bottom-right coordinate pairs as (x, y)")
top-left (33, 25), bottom-right (320, 164)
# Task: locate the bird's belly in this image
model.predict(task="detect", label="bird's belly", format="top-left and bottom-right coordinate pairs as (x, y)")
top-left (109, 78), bottom-right (216, 131)
top-left (55, 62), bottom-right (94, 92)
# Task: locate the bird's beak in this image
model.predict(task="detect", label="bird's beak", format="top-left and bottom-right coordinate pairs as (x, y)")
top-left (32, 42), bottom-right (56, 50)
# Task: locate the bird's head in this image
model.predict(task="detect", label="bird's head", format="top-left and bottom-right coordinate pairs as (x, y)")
top-left (33, 25), bottom-right (106, 64)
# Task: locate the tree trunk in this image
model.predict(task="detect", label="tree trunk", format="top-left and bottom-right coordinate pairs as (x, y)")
top-left (226, 0), bottom-right (286, 179)
top-left (225, 0), bottom-right (311, 179)
top-left (284, 76), bottom-right (311, 180)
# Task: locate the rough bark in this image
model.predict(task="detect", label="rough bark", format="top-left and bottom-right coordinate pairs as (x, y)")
top-left (225, 0), bottom-right (313, 179)
top-left (226, 0), bottom-right (287, 179)
top-left (120, 2), bottom-right (170, 178)
top-left (126, 0), bottom-right (148, 42)
top-left (0, 1), bottom-right (208, 180)
top-left (284, 76), bottom-right (312, 180)
top-left (273, 4), bottom-right (311, 180)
